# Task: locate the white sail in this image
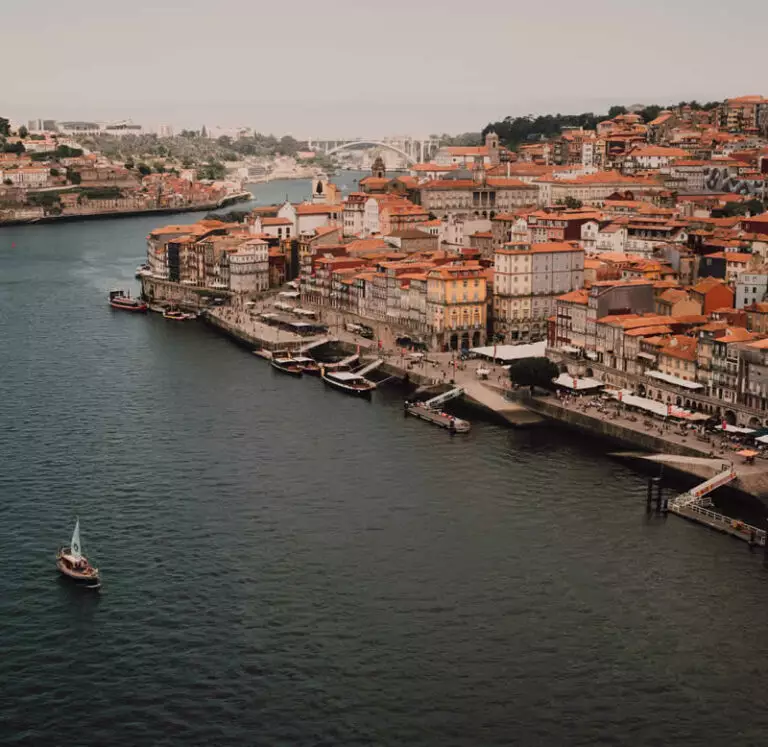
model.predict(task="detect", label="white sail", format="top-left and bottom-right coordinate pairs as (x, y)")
top-left (70, 518), bottom-right (82, 560)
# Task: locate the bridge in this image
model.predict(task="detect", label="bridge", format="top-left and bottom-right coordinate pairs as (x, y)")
top-left (306, 136), bottom-right (440, 164)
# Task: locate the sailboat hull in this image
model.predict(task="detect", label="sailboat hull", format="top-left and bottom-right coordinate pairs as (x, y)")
top-left (56, 549), bottom-right (101, 589)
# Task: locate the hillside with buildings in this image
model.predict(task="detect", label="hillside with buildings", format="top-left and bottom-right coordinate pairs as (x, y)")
top-left (0, 120), bottom-right (247, 223)
top-left (141, 94), bottom-right (768, 426)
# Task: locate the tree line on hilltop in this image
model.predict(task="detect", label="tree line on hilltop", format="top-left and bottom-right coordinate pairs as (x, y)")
top-left (482, 101), bottom-right (721, 150)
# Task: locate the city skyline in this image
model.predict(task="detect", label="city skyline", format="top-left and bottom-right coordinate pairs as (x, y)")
top-left (5, 0), bottom-right (768, 138)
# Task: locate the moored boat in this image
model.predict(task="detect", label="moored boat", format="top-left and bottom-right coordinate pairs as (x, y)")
top-left (163, 308), bottom-right (195, 321)
top-left (109, 289), bottom-right (148, 313)
top-left (56, 518), bottom-right (100, 589)
top-left (270, 355), bottom-right (304, 377)
top-left (292, 355), bottom-right (321, 376)
top-left (321, 368), bottom-right (376, 397)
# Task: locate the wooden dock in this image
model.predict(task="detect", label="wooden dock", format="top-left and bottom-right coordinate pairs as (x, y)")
top-left (667, 466), bottom-right (766, 546)
top-left (405, 403), bottom-right (470, 433)
top-left (669, 501), bottom-right (766, 546)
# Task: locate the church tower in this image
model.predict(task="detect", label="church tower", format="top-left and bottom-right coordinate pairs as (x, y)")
top-left (371, 155), bottom-right (386, 179)
top-left (485, 131), bottom-right (500, 166)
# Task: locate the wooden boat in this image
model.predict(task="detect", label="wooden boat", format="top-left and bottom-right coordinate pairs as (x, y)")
top-left (270, 355), bottom-right (304, 377)
top-left (109, 289), bottom-right (147, 313)
top-left (56, 518), bottom-right (101, 589)
top-left (321, 368), bottom-right (376, 397)
top-left (292, 355), bottom-right (321, 376)
top-left (163, 309), bottom-right (195, 321)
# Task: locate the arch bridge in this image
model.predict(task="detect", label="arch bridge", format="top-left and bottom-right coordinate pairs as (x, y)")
top-left (307, 136), bottom-right (439, 164)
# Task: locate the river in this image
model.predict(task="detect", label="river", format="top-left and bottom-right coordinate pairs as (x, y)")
top-left (2, 174), bottom-right (768, 746)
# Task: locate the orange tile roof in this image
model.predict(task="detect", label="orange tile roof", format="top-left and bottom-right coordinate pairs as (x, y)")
top-left (659, 335), bottom-right (698, 361)
top-left (262, 217), bottom-right (293, 226)
top-left (629, 146), bottom-right (690, 158)
top-left (498, 241), bottom-right (582, 255)
top-left (557, 289), bottom-right (589, 304)
top-left (295, 203), bottom-right (341, 215)
top-left (717, 328), bottom-right (758, 344)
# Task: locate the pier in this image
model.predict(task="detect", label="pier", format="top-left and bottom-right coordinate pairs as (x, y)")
top-left (405, 387), bottom-right (470, 433)
top-left (664, 465), bottom-right (768, 545)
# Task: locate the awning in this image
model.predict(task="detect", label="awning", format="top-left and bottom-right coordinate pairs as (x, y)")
top-left (470, 341), bottom-right (547, 363)
top-left (585, 351), bottom-right (598, 361)
top-left (756, 435), bottom-right (768, 445)
top-left (738, 449), bottom-right (759, 457)
top-left (561, 345), bottom-right (581, 354)
top-left (554, 373), bottom-right (604, 391)
top-left (611, 391), bottom-right (693, 419)
top-left (646, 370), bottom-right (703, 390)
top-left (716, 424), bottom-right (756, 435)
top-left (637, 352), bottom-right (656, 361)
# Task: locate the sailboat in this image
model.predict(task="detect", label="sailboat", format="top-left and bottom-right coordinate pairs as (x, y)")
top-left (56, 518), bottom-right (101, 589)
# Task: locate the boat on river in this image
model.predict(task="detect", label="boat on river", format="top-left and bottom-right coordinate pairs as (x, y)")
top-left (321, 368), bottom-right (376, 397)
top-left (56, 518), bottom-right (101, 590)
top-left (109, 289), bottom-right (147, 313)
top-left (292, 356), bottom-right (321, 376)
top-left (163, 309), bottom-right (195, 321)
top-left (270, 355), bottom-right (304, 377)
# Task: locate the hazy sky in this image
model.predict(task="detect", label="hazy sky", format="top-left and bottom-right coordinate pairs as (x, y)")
top-left (4, 0), bottom-right (767, 138)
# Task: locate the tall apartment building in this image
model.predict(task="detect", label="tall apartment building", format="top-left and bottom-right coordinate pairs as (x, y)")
top-left (494, 242), bottom-right (584, 342)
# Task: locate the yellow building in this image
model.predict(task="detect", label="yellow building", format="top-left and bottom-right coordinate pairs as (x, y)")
top-left (426, 262), bottom-right (487, 350)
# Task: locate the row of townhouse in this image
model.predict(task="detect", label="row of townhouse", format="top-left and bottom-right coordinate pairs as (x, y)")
top-left (146, 221), bottom-right (269, 293)
top-left (301, 252), bottom-right (489, 351)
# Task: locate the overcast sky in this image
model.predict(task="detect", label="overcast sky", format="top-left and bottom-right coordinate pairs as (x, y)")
top-left (4, 0), bottom-right (767, 138)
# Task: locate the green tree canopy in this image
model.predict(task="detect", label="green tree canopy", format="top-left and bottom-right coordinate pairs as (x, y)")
top-left (564, 196), bottom-right (583, 209)
top-left (508, 357), bottom-right (559, 389)
top-left (607, 105), bottom-right (628, 118)
top-left (137, 163), bottom-right (152, 176)
top-left (0, 117), bottom-right (10, 137)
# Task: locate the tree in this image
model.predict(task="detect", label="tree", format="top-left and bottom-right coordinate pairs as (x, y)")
top-left (278, 135), bottom-right (300, 156)
top-left (639, 105), bottom-right (663, 123)
top-left (3, 141), bottom-right (25, 154)
top-left (153, 163), bottom-right (166, 173)
top-left (54, 144), bottom-right (82, 158)
top-left (137, 163), bottom-right (152, 176)
top-left (49, 167), bottom-right (60, 177)
top-left (0, 117), bottom-right (10, 137)
top-left (196, 161), bottom-right (226, 180)
top-left (3, 178), bottom-right (11, 186)
top-left (508, 357), bottom-right (559, 389)
top-left (745, 198), bottom-right (765, 215)
top-left (607, 105), bottom-right (628, 119)
top-left (124, 160), bottom-right (135, 170)
top-left (564, 196), bottom-right (583, 209)
top-left (18, 125), bottom-right (28, 139)
top-left (67, 169), bottom-right (81, 185)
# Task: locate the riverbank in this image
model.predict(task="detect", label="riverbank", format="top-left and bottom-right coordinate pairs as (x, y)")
top-left (519, 392), bottom-right (768, 501)
top-left (0, 191), bottom-right (252, 228)
top-left (142, 276), bottom-right (768, 500)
